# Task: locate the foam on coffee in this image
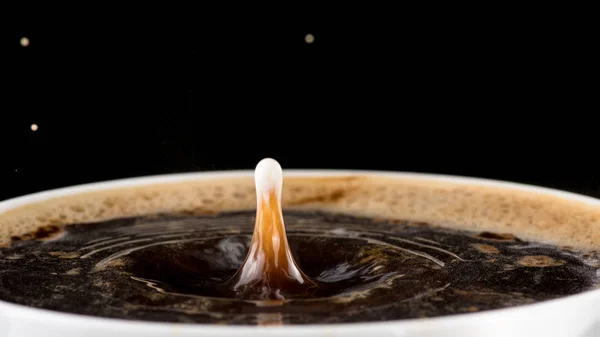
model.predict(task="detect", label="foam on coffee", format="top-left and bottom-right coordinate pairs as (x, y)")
top-left (2, 169), bottom-right (600, 250)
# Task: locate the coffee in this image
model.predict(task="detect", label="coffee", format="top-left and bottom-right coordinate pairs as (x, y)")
top-left (1, 160), bottom-right (600, 325)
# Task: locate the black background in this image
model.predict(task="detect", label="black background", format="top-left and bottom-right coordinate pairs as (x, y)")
top-left (2, 8), bottom-right (598, 201)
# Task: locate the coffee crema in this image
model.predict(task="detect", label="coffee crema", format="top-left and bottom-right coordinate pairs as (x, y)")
top-left (1, 159), bottom-right (600, 325)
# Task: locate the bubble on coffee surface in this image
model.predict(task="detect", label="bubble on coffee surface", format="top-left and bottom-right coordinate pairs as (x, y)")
top-left (1, 159), bottom-right (600, 325)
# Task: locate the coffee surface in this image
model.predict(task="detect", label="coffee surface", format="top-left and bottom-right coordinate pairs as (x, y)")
top-left (1, 170), bottom-right (600, 325)
top-left (1, 210), bottom-right (598, 325)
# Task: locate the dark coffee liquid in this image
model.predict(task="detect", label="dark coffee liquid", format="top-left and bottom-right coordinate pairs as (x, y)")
top-left (1, 210), bottom-right (598, 325)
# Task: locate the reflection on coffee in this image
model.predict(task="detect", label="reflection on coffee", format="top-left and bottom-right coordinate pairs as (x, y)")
top-left (1, 158), bottom-right (600, 325)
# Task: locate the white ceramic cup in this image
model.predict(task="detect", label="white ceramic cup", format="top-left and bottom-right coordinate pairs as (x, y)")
top-left (1, 170), bottom-right (599, 337)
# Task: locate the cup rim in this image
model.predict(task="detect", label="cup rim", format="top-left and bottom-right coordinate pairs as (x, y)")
top-left (1, 169), bottom-right (599, 334)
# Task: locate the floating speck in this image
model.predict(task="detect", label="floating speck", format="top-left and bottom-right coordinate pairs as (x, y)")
top-left (304, 34), bottom-right (315, 44)
top-left (20, 37), bottom-right (30, 47)
top-left (31, 124), bottom-right (39, 131)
